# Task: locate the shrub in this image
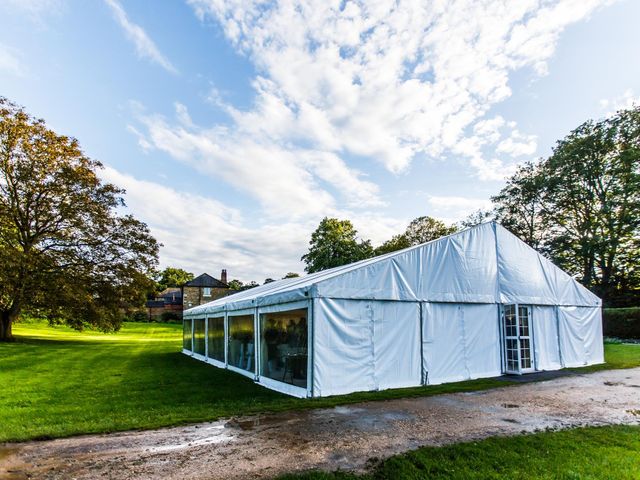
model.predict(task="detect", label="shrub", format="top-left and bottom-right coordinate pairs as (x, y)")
top-left (159, 311), bottom-right (181, 323)
top-left (603, 308), bottom-right (640, 340)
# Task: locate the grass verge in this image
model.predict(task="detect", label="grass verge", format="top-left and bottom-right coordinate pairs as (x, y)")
top-left (1, 321), bottom-right (639, 442)
top-left (278, 425), bottom-right (640, 479)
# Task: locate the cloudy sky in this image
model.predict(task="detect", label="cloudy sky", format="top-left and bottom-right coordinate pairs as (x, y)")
top-left (1, 0), bottom-right (639, 282)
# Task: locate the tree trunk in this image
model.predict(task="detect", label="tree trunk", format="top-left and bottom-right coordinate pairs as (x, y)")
top-left (0, 307), bottom-right (19, 342)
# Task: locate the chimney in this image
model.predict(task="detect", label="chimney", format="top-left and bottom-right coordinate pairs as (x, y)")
top-left (221, 269), bottom-right (227, 284)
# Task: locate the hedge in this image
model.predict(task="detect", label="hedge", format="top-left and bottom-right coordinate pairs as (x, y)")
top-left (603, 307), bottom-right (640, 339)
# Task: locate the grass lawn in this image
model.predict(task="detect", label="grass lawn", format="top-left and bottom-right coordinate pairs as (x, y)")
top-left (1, 320), bottom-right (639, 443)
top-left (278, 425), bottom-right (640, 480)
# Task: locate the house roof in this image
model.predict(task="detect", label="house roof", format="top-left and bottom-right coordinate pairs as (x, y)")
top-left (184, 221), bottom-right (600, 317)
top-left (184, 273), bottom-right (228, 288)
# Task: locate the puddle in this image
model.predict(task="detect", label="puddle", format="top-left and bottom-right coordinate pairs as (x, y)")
top-left (147, 426), bottom-right (234, 452)
top-left (226, 415), bottom-right (290, 431)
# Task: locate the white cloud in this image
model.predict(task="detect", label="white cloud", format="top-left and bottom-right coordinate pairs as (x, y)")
top-left (104, 0), bottom-right (177, 74)
top-left (0, 43), bottom-right (24, 76)
top-left (101, 166), bottom-right (312, 282)
top-left (427, 195), bottom-right (493, 224)
top-left (599, 89), bottom-right (640, 116)
top-left (131, 102), bottom-right (383, 218)
top-left (187, 0), bottom-right (609, 178)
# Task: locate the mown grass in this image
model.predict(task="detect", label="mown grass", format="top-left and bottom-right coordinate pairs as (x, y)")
top-left (278, 425), bottom-right (640, 479)
top-left (1, 320), bottom-right (639, 442)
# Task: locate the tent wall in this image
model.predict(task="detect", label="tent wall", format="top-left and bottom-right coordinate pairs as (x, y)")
top-left (531, 306), bottom-right (562, 370)
top-left (312, 298), bottom-right (421, 397)
top-left (422, 303), bottom-right (501, 385)
top-left (558, 306), bottom-right (604, 367)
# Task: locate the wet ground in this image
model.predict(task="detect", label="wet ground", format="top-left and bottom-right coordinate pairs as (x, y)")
top-left (1, 367), bottom-right (639, 479)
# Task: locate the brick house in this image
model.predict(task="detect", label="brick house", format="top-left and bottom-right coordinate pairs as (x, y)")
top-left (182, 270), bottom-right (230, 310)
top-left (146, 288), bottom-right (183, 320)
top-left (146, 270), bottom-right (230, 320)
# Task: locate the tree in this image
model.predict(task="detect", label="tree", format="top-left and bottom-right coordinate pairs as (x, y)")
top-left (458, 209), bottom-right (493, 229)
top-left (282, 272), bottom-right (300, 279)
top-left (375, 216), bottom-right (457, 255)
top-left (491, 107), bottom-right (640, 305)
top-left (492, 161), bottom-right (546, 249)
top-left (228, 279), bottom-right (260, 291)
top-left (156, 267), bottom-right (193, 291)
top-left (404, 216), bottom-right (457, 245)
top-left (374, 233), bottom-right (410, 255)
top-left (540, 107), bottom-right (640, 302)
top-left (301, 217), bottom-right (373, 273)
top-left (263, 278), bottom-right (275, 284)
top-left (0, 98), bottom-right (159, 341)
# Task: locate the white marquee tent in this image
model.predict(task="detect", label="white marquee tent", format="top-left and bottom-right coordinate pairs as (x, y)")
top-left (183, 222), bottom-right (603, 398)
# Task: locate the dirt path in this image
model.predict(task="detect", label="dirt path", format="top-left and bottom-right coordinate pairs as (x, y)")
top-left (2, 368), bottom-right (639, 480)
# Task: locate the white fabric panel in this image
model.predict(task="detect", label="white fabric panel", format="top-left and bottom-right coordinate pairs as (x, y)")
top-left (421, 225), bottom-right (498, 303)
top-left (313, 299), bottom-right (421, 397)
top-left (461, 304), bottom-right (502, 379)
top-left (558, 306), bottom-right (603, 367)
top-left (315, 222), bottom-right (498, 303)
top-left (422, 303), bottom-right (466, 384)
top-left (583, 307), bottom-right (605, 365)
top-left (313, 299), bottom-right (376, 396)
top-left (496, 225), bottom-right (557, 305)
top-left (532, 306), bottom-right (562, 370)
top-left (372, 301), bottom-right (422, 390)
top-left (423, 303), bottom-right (500, 384)
top-left (495, 224), bottom-right (600, 307)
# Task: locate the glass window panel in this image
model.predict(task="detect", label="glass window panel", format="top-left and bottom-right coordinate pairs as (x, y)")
top-left (183, 318), bottom-right (192, 351)
top-left (519, 306), bottom-right (530, 337)
top-left (207, 316), bottom-right (225, 362)
top-left (228, 315), bottom-right (255, 373)
top-left (193, 318), bottom-right (206, 355)
top-left (260, 309), bottom-right (308, 388)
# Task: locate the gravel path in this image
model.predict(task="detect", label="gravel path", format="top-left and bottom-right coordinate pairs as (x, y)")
top-left (1, 367), bottom-right (639, 479)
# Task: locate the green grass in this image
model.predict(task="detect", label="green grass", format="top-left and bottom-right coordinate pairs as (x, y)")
top-left (1, 321), bottom-right (639, 443)
top-left (278, 425), bottom-right (640, 479)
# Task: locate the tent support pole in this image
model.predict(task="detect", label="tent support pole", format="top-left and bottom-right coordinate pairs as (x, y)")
top-left (419, 302), bottom-right (426, 385)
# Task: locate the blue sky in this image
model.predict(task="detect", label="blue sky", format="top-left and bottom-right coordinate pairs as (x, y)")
top-left (1, 0), bottom-right (639, 282)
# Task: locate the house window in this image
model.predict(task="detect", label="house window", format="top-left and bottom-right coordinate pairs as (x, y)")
top-left (203, 287), bottom-right (211, 297)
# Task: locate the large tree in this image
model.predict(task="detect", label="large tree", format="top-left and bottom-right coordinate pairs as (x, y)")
top-left (492, 107), bottom-right (640, 305)
top-left (541, 107), bottom-right (640, 301)
top-left (156, 267), bottom-right (193, 291)
top-left (375, 216), bottom-right (457, 255)
top-left (0, 98), bottom-right (159, 341)
top-left (301, 217), bottom-right (373, 273)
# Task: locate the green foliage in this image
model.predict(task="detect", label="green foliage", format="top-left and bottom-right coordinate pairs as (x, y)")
top-left (159, 311), bottom-right (181, 323)
top-left (375, 216), bottom-right (457, 255)
top-left (302, 217), bottom-right (373, 273)
top-left (283, 272), bottom-right (300, 279)
top-left (228, 279), bottom-right (259, 291)
top-left (0, 97), bottom-right (159, 341)
top-left (279, 426), bottom-right (640, 479)
top-left (2, 320), bottom-right (638, 442)
top-left (458, 209), bottom-right (493, 229)
top-left (264, 278), bottom-right (276, 284)
top-left (492, 107), bottom-right (640, 306)
top-left (156, 267), bottom-right (193, 291)
top-left (603, 307), bottom-right (640, 339)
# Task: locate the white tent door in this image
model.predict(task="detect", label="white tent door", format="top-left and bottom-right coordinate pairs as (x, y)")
top-left (422, 303), bottom-right (501, 385)
top-left (502, 304), bottom-right (534, 374)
